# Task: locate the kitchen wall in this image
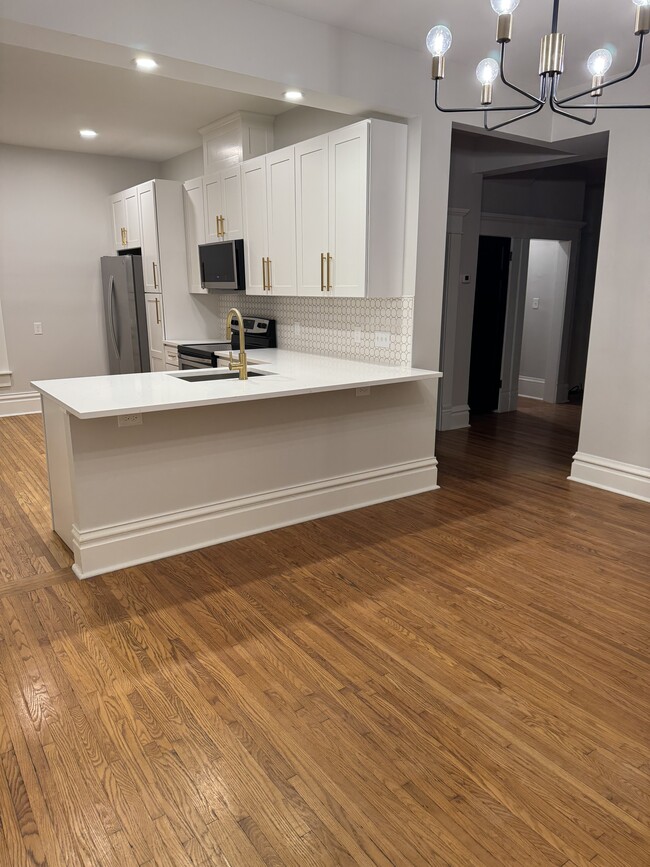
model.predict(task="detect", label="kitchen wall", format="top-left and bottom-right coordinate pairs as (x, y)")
top-left (0, 144), bottom-right (159, 402)
top-left (159, 146), bottom-right (203, 182)
top-left (273, 106), bottom-right (364, 149)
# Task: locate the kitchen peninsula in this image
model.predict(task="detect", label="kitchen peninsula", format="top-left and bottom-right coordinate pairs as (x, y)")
top-left (33, 350), bottom-right (441, 579)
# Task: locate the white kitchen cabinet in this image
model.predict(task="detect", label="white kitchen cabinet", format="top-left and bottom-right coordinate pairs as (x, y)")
top-left (110, 186), bottom-right (140, 250)
top-left (241, 148), bottom-right (297, 296)
top-left (144, 294), bottom-right (165, 369)
top-left (204, 166), bottom-right (243, 243)
top-left (183, 177), bottom-right (206, 295)
top-left (293, 119), bottom-right (408, 298)
top-left (138, 181), bottom-right (160, 292)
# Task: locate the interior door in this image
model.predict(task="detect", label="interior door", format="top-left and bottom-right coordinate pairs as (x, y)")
top-left (266, 148), bottom-right (297, 295)
top-left (468, 236), bottom-right (512, 415)
top-left (138, 181), bottom-right (160, 292)
top-left (328, 122), bottom-right (368, 297)
top-left (295, 135), bottom-right (329, 296)
top-left (203, 173), bottom-right (223, 243)
top-left (241, 157), bottom-right (268, 295)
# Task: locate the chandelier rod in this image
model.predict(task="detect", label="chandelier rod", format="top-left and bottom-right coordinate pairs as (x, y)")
top-left (554, 34), bottom-right (647, 107)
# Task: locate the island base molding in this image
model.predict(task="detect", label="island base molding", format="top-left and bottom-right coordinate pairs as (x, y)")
top-left (70, 458), bottom-right (439, 579)
top-left (569, 452), bottom-right (650, 503)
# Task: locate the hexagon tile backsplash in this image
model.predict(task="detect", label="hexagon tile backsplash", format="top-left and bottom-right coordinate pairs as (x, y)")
top-left (211, 295), bottom-right (415, 366)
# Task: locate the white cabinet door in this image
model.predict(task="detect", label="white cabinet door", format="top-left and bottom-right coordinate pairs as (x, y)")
top-left (144, 294), bottom-right (164, 367)
top-left (203, 173), bottom-right (223, 244)
top-left (124, 186), bottom-right (141, 248)
top-left (328, 123), bottom-right (368, 297)
top-left (138, 182), bottom-right (160, 293)
top-left (111, 194), bottom-right (127, 249)
top-left (265, 147), bottom-right (296, 295)
top-left (295, 136), bottom-right (329, 296)
top-left (241, 157), bottom-right (268, 295)
top-left (183, 177), bottom-right (206, 295)
top-left (221, 166), bottom-right (243, 240)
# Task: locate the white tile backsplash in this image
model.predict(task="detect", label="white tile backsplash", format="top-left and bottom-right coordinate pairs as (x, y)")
top-left (208, 295), bottom-right (415, 366)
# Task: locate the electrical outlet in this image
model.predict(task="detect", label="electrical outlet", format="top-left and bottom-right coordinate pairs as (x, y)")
top-left (117, 413), bottom-right (143, 427)
top-left (33, 322), bottom-right (43, 335)
top-left (532, 297), bottom-right (540, 309)
top-left (353, 328), bottom-right (363, 344)
top-left (356, 387), bottom-right (370, 397)
top-left (374, 331), bottom-right (391, 349)
top-left (294, 322), bottom-right (301, 336)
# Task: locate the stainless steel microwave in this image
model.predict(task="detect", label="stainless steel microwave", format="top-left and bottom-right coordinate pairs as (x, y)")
top-left (198, 239), bottom-right (246, 291)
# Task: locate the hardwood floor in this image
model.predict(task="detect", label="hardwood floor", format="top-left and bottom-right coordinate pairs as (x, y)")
top-left (0, 402), bottom-right (648, 866)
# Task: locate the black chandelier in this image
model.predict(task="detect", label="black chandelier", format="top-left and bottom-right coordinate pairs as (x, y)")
top-left (427, 0), bottom-right (650, 131)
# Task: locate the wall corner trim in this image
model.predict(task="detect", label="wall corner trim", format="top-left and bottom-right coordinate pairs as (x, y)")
top-left (0, 371), bottom-right (12, 389)
top-left (439, 404), bottom-right (471, 431)
top-left (569, 452), bottom-right (650, 503)
top-left (447, 208), bottom-right (470, 235)
top-left (0, 390), bottom-right (41, 417)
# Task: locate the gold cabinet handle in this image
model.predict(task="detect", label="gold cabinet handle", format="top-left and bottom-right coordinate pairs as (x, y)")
top-left (261, 257), bottom-right (267, 291)
top-left (320, 253), bottom-right (326, 292)
top-left (154, 296), bottom-right (161, 325)
top-left (121, 227), bottom-right (127, 246)
top-left (220, 215), bottom-right (226, 237)
top-left (327, 253), bottom-right (332, 292)
top-left (216, 215), bottom-right (220, 237)
top-left (152, 261), bottom-right (159, 289)
top-left (266, 258), bottom-right (272, 292)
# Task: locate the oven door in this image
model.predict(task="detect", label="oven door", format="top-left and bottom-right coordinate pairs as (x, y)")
top-left (178, 354), bottom-right (212, 371)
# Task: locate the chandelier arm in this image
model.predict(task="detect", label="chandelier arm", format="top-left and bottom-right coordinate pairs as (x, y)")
top-left (433, 79), bottom-right (540, 114)
top-left (483, 99), bottom-right (546, 132)
top-left (550, 76), bottom-right (598, 126)
top-left (554, 34), bottom-right (645, 106)
top-left (499, 42), bottom-right (545, 106)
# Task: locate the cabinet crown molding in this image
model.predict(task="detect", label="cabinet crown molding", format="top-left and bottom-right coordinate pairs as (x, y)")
top-left (199, 111), bottom-right (275, 174)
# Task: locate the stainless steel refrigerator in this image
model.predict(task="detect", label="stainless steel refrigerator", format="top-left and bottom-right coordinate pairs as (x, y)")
top-left (101, 255), bottom-right (150, 374)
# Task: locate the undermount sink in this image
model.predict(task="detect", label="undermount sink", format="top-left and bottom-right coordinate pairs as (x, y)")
top-left (174, 370), bottom-right (273, 383)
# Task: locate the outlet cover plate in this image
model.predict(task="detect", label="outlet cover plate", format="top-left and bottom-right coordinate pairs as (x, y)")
top-left (374, 331), bottom-right (391, 349)
top-left (118, 413), bottom-right (143, 427)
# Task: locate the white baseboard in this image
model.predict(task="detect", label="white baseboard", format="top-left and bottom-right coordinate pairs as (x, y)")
top-left (71, 458), bottom-right (439, 579)
top-left (439, 404), bottom-right (470, 431)
top-left (569, 452), bottom-right (650, 503)
top-left (518, 376), bottom-right (545, 400)
top-left (0, 390), bottom-right (41, 417)
top-left (497, 390), bottom-right (518, 414)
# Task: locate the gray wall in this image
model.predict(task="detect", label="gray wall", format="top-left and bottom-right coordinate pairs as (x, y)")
top-left (159, 146), bottom-right (203, 182)
top-left (0, 144), bottom-right (159, 394)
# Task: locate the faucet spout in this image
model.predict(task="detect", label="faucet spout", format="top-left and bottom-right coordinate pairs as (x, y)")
top-left (226, 308), bottom-right (248, 380)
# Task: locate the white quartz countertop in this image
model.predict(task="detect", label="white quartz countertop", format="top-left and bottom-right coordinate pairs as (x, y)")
top-left (32, 349), bottom-right (441, 420)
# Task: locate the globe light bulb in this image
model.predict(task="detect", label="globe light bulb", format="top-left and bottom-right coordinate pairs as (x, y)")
top-left (426, 25), bottom-right (453, 57)
top-left (490, 0), bottom-right (521, 14)
top-left (587, 48), bottom-right (613, 77)
top-left (476, 58), bottom-right (500, 85)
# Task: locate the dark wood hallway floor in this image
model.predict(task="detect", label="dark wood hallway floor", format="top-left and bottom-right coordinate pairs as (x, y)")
top-left (0, 402), bottom-right (648, 866)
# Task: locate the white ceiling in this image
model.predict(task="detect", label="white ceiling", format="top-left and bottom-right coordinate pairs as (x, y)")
top-left (0, 44), bottom-right (291, 162)
top-left (252, 0), bottom-right (646, 84)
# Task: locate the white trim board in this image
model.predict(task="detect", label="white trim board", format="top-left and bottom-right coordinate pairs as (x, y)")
top-left (439, 404), bottom-right (470, 431)
top-left (570, 452), bottom-right (650, 503)
top-left (70, 458), bottom-right (439, 579)
top-left (518, 376), bottom-right (545, 400)
top-left (0, 390), bottom-right (41, 417)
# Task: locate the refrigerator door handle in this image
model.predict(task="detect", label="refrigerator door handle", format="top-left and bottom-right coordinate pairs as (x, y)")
top-left (108, 276), bottom-right (120, 357)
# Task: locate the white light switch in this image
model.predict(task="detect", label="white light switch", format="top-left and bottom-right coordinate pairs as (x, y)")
top-left (532, 298), bottom-right (540, 309)
top-left (33, 322), bottom-right (43, 335)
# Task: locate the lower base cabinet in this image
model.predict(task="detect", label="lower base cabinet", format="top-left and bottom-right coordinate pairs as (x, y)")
top-left (145, 294), bottom-right (165, 370)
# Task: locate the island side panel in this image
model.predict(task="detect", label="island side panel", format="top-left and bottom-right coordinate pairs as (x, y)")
top-left (41, 396), bottom-right (77, 549)
top-left (66, 380), bottom-right (439, 577)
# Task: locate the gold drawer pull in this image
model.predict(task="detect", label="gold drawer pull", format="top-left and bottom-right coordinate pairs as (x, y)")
top-left (266, 258), bottom-right (272, 291)
top-left (327, 253), bottom-right (332, 292)
top-left (154, 296), bottom-right (161, 325)
top-left (152, 261), bottom-right (159, 289)
top-left (321, 253), bottom-right (326, 291)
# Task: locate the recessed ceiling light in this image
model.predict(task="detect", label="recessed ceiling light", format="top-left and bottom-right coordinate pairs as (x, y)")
top-left (283, 90), bottom-right (304, 101)
top-left (135, 57), bottom-right (158, 71)
top-left (79, 129), bottom-right (98, 139)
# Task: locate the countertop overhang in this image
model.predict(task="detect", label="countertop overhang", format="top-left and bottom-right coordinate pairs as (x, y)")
top-left (32, 350), bottom-right (441, 420)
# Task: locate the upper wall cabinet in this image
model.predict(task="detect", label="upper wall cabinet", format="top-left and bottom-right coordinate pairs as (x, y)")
top-left (111, 186), bottom-right (141, 250)
top-left (204, 166), bottom-right (243, 243)
top-left (244, 119), bottom-right (408, 298)
top-left (241, 147), bottom-right (297, 296)
top-left (199, 112), bottom-right (274, 174)
top-left (182, 177), bottom-right (206, 295)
